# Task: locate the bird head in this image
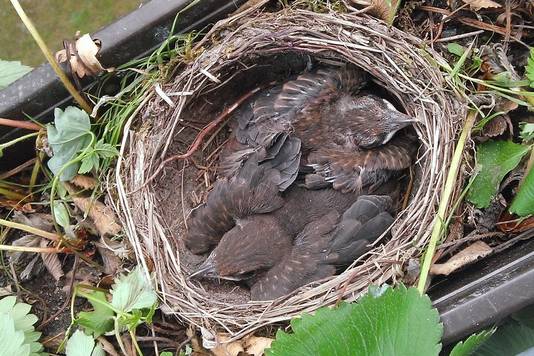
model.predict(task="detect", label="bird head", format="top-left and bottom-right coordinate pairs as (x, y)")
top-left (190, 215), bottom-right (292, 281)
top-left (338, 94), bottom-right (418, 149)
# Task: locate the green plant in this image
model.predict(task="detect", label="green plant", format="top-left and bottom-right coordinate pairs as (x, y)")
top-left (65, 329), bottom-right (104, 356)
top-left (466, 140), bottom-right (531, 208)
top-left (63, 266), bottom-right (158, 355)
top-left (266, 285), bottom-right (493, 356)
top-left (0, 59), bottom-right (32, 89)
top-left (46, 106), bottom-right (117, 181)
top-left (0, 296), bottom-right (44, 355)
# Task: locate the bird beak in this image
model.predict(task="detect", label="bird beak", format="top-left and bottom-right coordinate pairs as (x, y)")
top-left (189, 253), bottom-right (218, 279)
top-left (395, 112), bottom-right (419, 125)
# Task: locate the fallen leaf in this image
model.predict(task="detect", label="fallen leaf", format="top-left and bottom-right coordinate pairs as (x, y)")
top-left (13, 212), bottom-right (54, 232)
top-left (211, 336), bottom-right (244, 356)
top-left (70, 175), bottom-right (98, 190)
top-left (243, 336), bottom-right (273, 356)
top-left (9, 234), bottom-right (41, 265)
top-left (431, 241), bottom-right (493, 276)
top-left (95, 237), bottom-right (124, 275)
top-left (462, 0), bottom-right (501, 11)
top-left (39, 239), bottom-right (64, 282)
top-left (67, 184), bottom-right (121, 237)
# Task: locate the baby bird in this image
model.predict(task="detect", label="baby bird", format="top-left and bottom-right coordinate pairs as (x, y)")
top-left (189, 161), bottom-right (395, 300)
top-left (185, 158), bottom-right (361, 254)
top-left (219, 65), bottom-right (418, 193)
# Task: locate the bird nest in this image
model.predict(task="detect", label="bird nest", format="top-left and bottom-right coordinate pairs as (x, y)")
top-left (113, 4), bottom-right (466, 341)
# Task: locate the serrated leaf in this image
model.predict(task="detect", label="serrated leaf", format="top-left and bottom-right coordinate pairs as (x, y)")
top-left (467, 140), bottom-right (530, 208)
top-left (94, 140), bottom-right (118, 159)
top-left (66, 329), bottom-right (104, 356)
top-left (267, 285), bottom-right (442, 356)
top-left (77, 291), bottom-right (114, 337)
top-left (0, 60), bottom-right (32, 89)
top-left (0, 314), bottom-right (30, 356)
top-left (53, 200), bottom-right (70, 229)
top-left (509, 164), bottom-right (534, 216)
top-left (0, 296), bottom-right (43, 355)
top-left (448, 43), bottom-right (465, 57)
top-left (473, 320), bottom-right (534, 356)
top-left (450, 329), bottom-right (495, 356)
top-left (78, 153), bottom-right (97, 174)
top-left (47, 106), bottom-right (93, 181)
top-left (111, 266), bottom-right (157, 313)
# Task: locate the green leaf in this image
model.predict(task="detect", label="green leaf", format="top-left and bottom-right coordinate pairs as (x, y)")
top-left (66, 329), bottom-right (104, 356)
top-left (0, 60), bottom-right (32, 90)
top-left (509, 164), bottom-right (534, 216)
top-left (78, 153), bottom-right (98, 175)
top-left (47, 106), bottom-right (93, 181)
top-left (473, 320), bottom-right (534, 356)
top-left (450, 329), bottom-right (495, 356)
top-left (0, 296), bottom-right (43, 355)
top-left (267, 285), bottom-right (442, 356)
top-left (160, 352), bottom-right (173, 356)
top-left (94, 140), bottom-right (118, 158)
top-left (448, 43), bottom-right (465, 57)
top-left (53, 200), bottom-right (71, 229)
top-left (0, 314), bottom-right (30, 356)
top-left (520, 123), bottom-right (534, 142)
top-left (111, 266), bottom-right (158, 313)
top-left (526, 47), bottom-right (534, 88)
top-left (467, 140), bottom-right (530, 208)
top-left (76, 291), bottom-right (114, 337)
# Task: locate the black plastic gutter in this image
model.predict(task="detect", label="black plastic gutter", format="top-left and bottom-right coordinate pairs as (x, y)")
top-left (431, 233), bottom-right (534, 345)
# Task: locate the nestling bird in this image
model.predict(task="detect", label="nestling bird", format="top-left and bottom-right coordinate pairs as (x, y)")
top-left (189, 161), bottom-right (396, 300)
top-left (218, 65), bottom-right (418, 192)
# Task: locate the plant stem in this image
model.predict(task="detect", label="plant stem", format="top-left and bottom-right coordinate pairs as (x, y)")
top-left (0, 187), bottom-right (26, 201)
top-left (130, 329), bottom-right (143, 356)
top-left (0, 132), bottom-right (39, 152)
top-left (29, 152), bottom-right (43, 196)
top-left (0, 117), bottom-right (42, 131)
top-left (9, 0), bottom-right (92, 114)
top-left (0, 245), bottom-right (63, 253)
top-left (417, 110), bottom-right (477, 294)
top-left (0, 218), bottom-right (60, 241)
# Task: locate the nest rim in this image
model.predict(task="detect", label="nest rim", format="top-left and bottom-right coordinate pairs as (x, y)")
top-left (113, 4), bottom-right (466, 341)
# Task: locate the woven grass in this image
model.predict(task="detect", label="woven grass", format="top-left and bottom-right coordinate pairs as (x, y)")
top-left (113, 2), bottom-right (467, 341)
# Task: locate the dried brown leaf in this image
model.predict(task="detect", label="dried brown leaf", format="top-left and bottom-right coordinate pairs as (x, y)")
top-left (39, 239), bottom-right (64, 282)
top-left (243, 336), bottom-right (273, 356)
top-left (211, 336), bottom-right (244, 356)
top-left (55, 34), bottom-right (112, 78)
top-left (462, 0), bottom-right (501, 11)
top-left (13, 212), bottom-right (54, 232)
top-left (431, 241), bottom-right (493, 276)
top-left (70, 175), bottom-right (98, 190)
top-left (70, 194), bottom-right (121, 237)
top-left (95, 237), bottom-right (124, 275)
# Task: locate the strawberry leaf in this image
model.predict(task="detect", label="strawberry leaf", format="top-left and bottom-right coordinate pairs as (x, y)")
top-left (76, 291), bottom-right (114, 337)
top-left (467, 140), bottom-right (530, 208)
top-left (267, 285), bottom-right (442, 356)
